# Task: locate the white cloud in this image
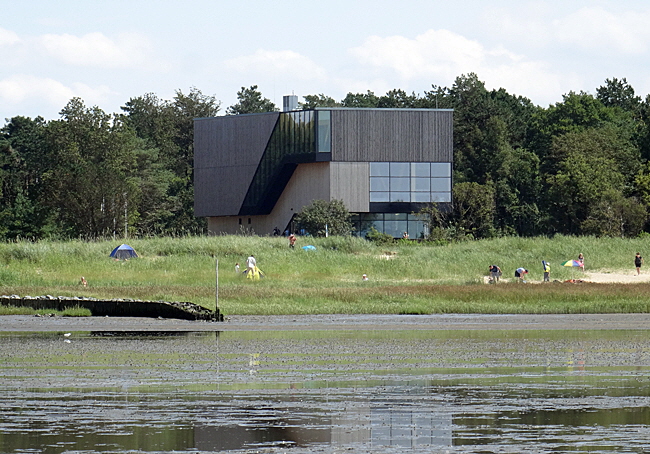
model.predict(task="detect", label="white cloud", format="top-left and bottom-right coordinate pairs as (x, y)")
top-left (552, 6), bottom-right (650, 55)
top-left (0, 27), bottom-right (20, 46)
top-left (224, 49), bottom-right (327, 81)
top-left (40, 31), bottom-right (159, 69)
top-left (350, 30), bottom-right (485, 81)
top-left (0, 28), bottom-right (26, 68)
top-left (485, 4), bottom-right (650, 56)
top-left (0, 74), bottom-right (113, 113)
top-left (347, 28), bottom-right (576, 105)
top-left (482, 61), bottom-right (581, 107)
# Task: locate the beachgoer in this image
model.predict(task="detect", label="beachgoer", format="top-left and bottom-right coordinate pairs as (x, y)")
top-left (402, 231), bottom-right (409, 239)
top-left (578, 253), bottom-right (584, 271)
top-left (80, 276), bottom-right (87, 287)
top-left (362, 274), bottom-right (368, 281)
top-left (635, 253), bottom-right (644, 275)
top-left (288, 233), bottom-right (297, 249)
top-left (235, 263), bottom-right (240, 274)
top-left (246, 254), bottom-right (261, 280)
top-left (542, 261), bottom-right (550, 282)
top-left (515, 267), bottom-right (529, 283)
top-left (246, 255), bottom-right (256, 274)
top-left (489, 265), bottom-right (501, 283)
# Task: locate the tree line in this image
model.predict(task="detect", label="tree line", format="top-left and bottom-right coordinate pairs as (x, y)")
top-left (2, 75), bottom-right (650, 240)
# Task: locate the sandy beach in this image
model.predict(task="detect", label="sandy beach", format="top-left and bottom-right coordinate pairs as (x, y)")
top-left (484, 268), bottom-right (650, 284)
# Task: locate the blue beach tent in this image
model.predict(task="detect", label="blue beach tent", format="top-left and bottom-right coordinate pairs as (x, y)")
top-left (109, 244), bottom-right (138, 260)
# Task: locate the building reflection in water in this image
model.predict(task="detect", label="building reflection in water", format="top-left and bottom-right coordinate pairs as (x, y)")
top-left (193, 404), bottom-right (452, 451)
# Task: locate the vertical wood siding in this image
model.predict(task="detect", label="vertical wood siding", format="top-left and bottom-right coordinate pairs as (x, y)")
top-left (329, 162), bottom-right (370, 212)
top-left (194, 113), bottom-right (279, 216)
top-left (330, 110), bottom-right (452, 162)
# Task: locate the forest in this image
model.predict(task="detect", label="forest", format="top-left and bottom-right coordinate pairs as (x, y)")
top-left (2, 73), bottom-right (650, 240)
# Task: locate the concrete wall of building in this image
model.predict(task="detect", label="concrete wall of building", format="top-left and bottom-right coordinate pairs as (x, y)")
top-left (330, 109), bottom-right (453, 162)
top-left (207, 162), bottom-right (331, 235)
top-left (194, 113), bottom-right (279, 217)
top-left (271, 161), bottom-right (330, 233)
top-left (206, 162), bottom-right (371, 235)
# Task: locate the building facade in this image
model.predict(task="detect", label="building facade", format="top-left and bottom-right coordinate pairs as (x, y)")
top-left (194, 102), bottom-right (453, 238)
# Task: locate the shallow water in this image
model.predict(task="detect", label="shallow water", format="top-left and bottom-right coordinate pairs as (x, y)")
top-left (1, 328), bottom-right (649, 453)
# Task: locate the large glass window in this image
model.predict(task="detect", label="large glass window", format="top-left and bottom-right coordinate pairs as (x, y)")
top-left (370, 162), bottom-right (390, 176)
top-left (390, 177), bottom-right (410, 192)
top-left (384, 220), bottom-right (408, 238)
top-left (390, 162), bottom-right (410, 177)
top-left (412, 192), bottom-right (431, 202)
top-left (370, 192), bottom-right (390, 202)
top-left (431, 178), bottom-right (451, 192)
top-left (369, 162), bottom-right (452, 204)
top-left (432, 193), bottom-right (452, 202)
top-left (352, 213), bottom-right (428, 239)
top-left (431, 162), bottom-right (451, 177)
top-left (411, 162), bottom-right (431, 177)
top-left (411, 178), bottom-right (430, 192)
top-left (241, 111), bottom-right (317, 213)
top-left (390, 192), bottom-right (410, 202)
top-left (317, 110), bottom-right (331, 153)
top-left (370, 177), bottom-right (389, 192)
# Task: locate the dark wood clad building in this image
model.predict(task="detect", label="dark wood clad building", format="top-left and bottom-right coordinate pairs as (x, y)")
top-left (194, 103), bottom-right (453, 237)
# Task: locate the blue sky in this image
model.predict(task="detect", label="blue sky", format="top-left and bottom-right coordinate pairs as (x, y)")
top-left (2, 0), bottom-right (650, 121)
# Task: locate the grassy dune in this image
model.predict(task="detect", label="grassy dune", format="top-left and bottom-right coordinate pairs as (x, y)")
top-left (1, 234), bottom-right (650, 315)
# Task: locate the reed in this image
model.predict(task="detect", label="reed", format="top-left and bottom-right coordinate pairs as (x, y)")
top-left (1, 234), bottom-right (649, 315)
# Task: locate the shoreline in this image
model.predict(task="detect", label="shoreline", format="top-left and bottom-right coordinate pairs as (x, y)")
top-left (1, 313), bottom-right (650, 332)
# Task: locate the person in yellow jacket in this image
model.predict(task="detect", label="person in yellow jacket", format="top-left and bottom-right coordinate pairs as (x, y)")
top-left (542, 261), bottom-right (550, 282)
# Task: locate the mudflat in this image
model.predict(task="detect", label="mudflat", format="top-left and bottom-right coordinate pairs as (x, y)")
top-left (3, 313), bottom-right (650, 452)
top-left (1, 313), bottom-right (649, 332)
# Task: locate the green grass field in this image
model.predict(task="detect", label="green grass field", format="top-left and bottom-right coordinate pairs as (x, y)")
top-left (1, 234), bottom-right (650, 315)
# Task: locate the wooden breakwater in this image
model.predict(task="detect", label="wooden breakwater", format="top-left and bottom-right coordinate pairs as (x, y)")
top-left (0, 295), bottom-right (222, 321)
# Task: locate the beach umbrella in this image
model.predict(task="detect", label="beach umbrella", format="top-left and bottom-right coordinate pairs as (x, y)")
top-left (561, 260), bottom-right (581, 267)
top-left (561, 259), bottom-right (582, 279)
top-left (109, 244), bottom-right (138, 260)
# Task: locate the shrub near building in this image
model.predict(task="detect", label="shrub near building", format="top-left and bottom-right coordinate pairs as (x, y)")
top-left (294, 199), bottom-right (353, 237)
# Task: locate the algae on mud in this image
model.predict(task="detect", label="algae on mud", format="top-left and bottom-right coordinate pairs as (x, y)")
top-left (1, 325), bottom-right (649, 453)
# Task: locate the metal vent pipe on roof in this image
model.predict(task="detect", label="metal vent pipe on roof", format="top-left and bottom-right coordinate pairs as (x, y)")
top-left (283, 94), bottom-right (298, 112)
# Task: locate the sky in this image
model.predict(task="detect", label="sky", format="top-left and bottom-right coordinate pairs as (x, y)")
top-left (2, 0), bottom-right (650, 122)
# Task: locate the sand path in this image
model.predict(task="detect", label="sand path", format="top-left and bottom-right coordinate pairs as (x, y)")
top-left (582, 269), bottom-right (650, 283)
top-left (484, 269), bottom-right (650, 284)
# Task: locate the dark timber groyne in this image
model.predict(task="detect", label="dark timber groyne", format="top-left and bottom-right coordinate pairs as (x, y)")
top-left (0, 295), bottom-right (222, 321)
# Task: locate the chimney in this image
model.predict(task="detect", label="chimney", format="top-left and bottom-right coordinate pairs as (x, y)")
top-left (283, 94), bottom-right (298, 112)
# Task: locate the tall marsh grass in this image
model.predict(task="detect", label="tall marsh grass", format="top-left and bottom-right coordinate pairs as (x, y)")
top-left (0, 304), bottom-right (92, 317)
top-left (1, 234), bottom-right (649, 315)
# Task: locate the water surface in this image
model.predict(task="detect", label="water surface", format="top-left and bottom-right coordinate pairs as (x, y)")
top-left (1, 328), bottom-right (649, 453)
